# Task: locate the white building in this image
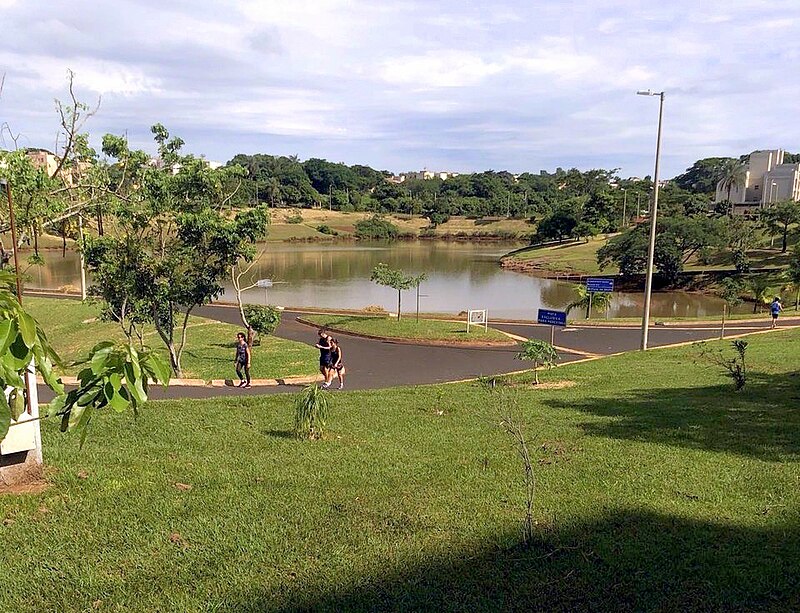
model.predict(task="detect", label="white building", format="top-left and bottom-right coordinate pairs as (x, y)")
top-left (715, 149), bottom-right (800, 210)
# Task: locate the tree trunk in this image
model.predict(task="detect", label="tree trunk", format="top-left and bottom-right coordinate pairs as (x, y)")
top-left (397, 290), bottom-right (402, 320)
top-left (782, 225), bottom-right (788, 253)
top-left (61, 222), bottom-right (67, 258)
top-left (32, 224), bottom-right (39, 258)
top-left (796, 288), bottom-right (799, 311)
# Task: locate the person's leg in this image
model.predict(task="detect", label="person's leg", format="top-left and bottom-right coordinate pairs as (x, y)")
top-left (244, 364), bottom-right (251, 387)
top-left (337, 367), bottom-right (345, 389)
top-left (236, 362), bottom-right (245, 386)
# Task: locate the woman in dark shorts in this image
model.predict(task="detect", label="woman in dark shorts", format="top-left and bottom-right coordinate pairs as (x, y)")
top-left (315, 329), bottom-right (333, 387)
top-left (329, 338), bottom-right (346, 389)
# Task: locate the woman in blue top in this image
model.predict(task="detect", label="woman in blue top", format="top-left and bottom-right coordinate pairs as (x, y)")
top-left (771, 296), bottom-right (783, 328)
top-left (234, 332), bottom-right (252, 388)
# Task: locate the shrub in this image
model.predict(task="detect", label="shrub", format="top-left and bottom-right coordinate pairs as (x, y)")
top-left (316, 224), bottom-right (337, 235)
top-left (515, 339), bottom-right (559, 385)
top-left (696, 339), bottom-right (748, 391)
top-left (294, 384), bottom-right (329, 439)
top-left (354, 215), bottom-right (399, 240)
top-left (243, 305), bottom-right (282, 339)
top-left (285, 211), bottom-right (304, 224)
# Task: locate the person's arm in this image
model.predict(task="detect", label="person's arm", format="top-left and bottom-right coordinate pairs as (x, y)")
top-left (246, 346), bottom-right (251, 367)
top-left (335, 348), bottom-right (343, 368)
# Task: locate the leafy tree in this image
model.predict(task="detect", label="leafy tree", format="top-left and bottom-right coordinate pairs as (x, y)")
top-left (673, 157), bottom-right (737, 194)
top-left (84, 128), bottom-right (269, 376)
top-left (760, 201), bottom-right (800, 252)
top-left (354, 215), bottom-right (399, 240)
top-left (242, 305), bottom-right (282, 343)
top-left (535, 206), bottom-right (580, 242)
top-left (370, 263), bottom-right (417, 319)
top-left (785, 245), bottom-right (800, 310)
top-left (582, 190), bottom-right (615, 231)
top-left (515, 339), bottom-right (558, 385)
top-left (565, 284), bottom-right (612, 319)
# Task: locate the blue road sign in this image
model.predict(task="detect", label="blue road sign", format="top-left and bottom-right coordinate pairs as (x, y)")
top-left (537, 308), bottom-right (567, 327)
top-left (586, 277), bottom-right (614, 293)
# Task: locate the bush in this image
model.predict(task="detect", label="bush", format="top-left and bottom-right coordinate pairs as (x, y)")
top-left (316, 224), bottom-right (338, 235)
top-left (243, 305), bottom-right (282, 338)
top-left (294, 384), bottom-right (329, 440)
top-left (354, 215), bottom-right (399, 240)
top-left (285, 211), bottom-right (304, 224)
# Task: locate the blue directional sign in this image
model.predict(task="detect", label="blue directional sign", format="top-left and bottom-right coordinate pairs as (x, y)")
top-left (586, 277), bottom-right (614, 293)
top-left (537, 308), bottom-right (567, 327)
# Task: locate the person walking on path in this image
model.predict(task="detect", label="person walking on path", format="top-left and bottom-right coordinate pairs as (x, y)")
top-left (329, 338), bottom-right (346, 389)
top-left (771, 296), bottom-right (783, 328)
top-left (315, 329), bottom-right (333, 388)
top-left (234, 332), bottom-right (252, 388)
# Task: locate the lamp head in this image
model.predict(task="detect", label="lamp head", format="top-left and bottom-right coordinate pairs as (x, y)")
top-left (636, 89), bottom-right (653, 96)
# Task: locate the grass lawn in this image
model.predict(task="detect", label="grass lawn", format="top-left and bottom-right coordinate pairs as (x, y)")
top-left (303, 313), bottom-right (514, 343)
top-left (25, 297), bottom-right (318, 381)
top-left (508, 236), bottom-right (614, 275)
top-left (2, 329), bottom-right (800, 610)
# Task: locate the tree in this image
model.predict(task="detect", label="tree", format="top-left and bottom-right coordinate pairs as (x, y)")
top-left (718, 160), bottom-right (747, 206)
top-left (370, 263), bottom-right (416, 320)
top-left (515, 339), bottom-right (558, 385)
top-left (535, 206), bottom-right (580, 242)
top-left (718, 277), bottom-right (743, 338)
top-left (673, 157), bottom-right (737, 194)
top-left (354, 215), bottom-right (398, 240)
top-left (785, 245), bottom-right (800, 310)
top-left (84, 127), bottom-right (269, 376)
top-left (746, 275), bottom-right (772, 314)
top-left (760, 201), bottom-right (800, 252)
top-left (565, 284), bottom-right (612, 319)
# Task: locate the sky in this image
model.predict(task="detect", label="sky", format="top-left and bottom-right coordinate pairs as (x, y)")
top-left (1, 0), bottom-right (799, 178)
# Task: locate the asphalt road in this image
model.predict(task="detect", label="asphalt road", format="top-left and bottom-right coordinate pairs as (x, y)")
top-left (36, 299), bottom-right (799, 400)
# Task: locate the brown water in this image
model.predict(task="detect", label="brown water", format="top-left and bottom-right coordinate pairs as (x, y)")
top-left (28, 241), bottom-right (744, 320)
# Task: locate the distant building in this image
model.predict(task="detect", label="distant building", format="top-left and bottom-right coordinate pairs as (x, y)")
top-left (25, 148), bottom-right (59, 177)
top-left (715, 149), bottom-right (800, 211)
top-left (389, 169), bottom-right (459, 183)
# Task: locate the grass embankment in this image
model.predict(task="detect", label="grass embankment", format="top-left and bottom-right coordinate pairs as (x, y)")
top-left (2, 330), bottom-right (800, 610)
top-left (506, 235), bottom-right (797, 278)
top-left (505, 237), bottom-right (614, 275)
top-left (25, 298), bottom-right (317, 381)
top-left (303, 313), bottom-right (513, 343)
top-left (267, 209), bottom-right (533, 241)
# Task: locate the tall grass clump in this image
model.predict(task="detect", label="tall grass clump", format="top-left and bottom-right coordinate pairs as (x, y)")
top-left (294, 384), bottom-right (329, 439)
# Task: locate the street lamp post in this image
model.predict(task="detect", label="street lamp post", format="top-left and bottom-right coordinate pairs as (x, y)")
top-left (637, 89), bottom-right (665, 351)
top-left (621, 188), bottom-right (627, 228)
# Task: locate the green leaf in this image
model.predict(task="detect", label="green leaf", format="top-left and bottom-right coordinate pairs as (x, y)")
top-left (123, 362), bottom-right (147, 404)
top-left (46, 394), bottom-right (66, 418)
top-left (9, 389), bottom-right (25, 421)
top-left (109, 372), bottom-right (122, 392)
top-left (144, 353), bottom-right (171, 386)
top-left (0, 319), bottom-right (15, 355)
top-left (105, 382), bottom-right (130, 413)
top-left (18, 311), bottom-right (37, 349)
top-left (0, 393), bottom-right (10, 443)
top-left (91, 347), bottom-right (113, 375)
top-left (5, 335), bottom-right (32, 371)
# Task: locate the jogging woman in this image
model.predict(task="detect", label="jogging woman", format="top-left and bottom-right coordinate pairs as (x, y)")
top-left (234, 332), bottom-right (251, 388)
top-left (329, 338), bottom-right (346, 389)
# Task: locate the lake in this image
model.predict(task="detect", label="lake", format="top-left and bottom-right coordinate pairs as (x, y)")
top-left (28, 241), bottom-right (739, 320)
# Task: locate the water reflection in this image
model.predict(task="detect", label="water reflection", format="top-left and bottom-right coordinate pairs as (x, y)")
top-left (29, 242), bottom-right (745, 320)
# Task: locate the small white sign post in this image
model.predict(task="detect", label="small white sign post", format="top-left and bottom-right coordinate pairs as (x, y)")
top-left (466, 309), bottom-right (488, 333)
top-left (256, 278), bottom-right (273, 305)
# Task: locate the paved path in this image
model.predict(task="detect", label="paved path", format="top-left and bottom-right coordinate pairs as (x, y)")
top-left (36, 298), bottom-right (800, 401)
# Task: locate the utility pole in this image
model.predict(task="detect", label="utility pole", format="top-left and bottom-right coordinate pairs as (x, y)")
top-left (637, 89), bottom-right (665, 351)
top-left (622, 189), bottom-right (627, 228)
top-left (78, 214), bottom-right (87, 300)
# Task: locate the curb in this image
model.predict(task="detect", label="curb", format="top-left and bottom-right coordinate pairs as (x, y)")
top-left (294, 317), bottom-right (518, 349)
top-left (38, 374), bottom-right (321, 389)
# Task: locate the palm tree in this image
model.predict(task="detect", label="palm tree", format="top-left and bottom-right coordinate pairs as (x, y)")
top-left (565, 284), bottom-right (612, 319)
top-left (746, 275), bottom-right (772, 313)
top-left (718, 160), bottom-right (747, 207)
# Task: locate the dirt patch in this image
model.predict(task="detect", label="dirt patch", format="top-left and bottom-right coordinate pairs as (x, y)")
top-left (0, 480), bottom-right (50, 495)
top-left (503, 380), bottom-right (577, 390)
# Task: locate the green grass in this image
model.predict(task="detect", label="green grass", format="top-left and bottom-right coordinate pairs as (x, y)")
top-left (25, 297), bottom-right (318, 380)
top-left (508, 236), bottom-right (613, 274)
top-left (2, 329), bottom-right (800, 610)
top-left (304, 313), bottom-right (513, 343)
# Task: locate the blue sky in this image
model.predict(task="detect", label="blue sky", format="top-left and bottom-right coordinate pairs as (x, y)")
top-left (1, 0), bottom-right (799, 178)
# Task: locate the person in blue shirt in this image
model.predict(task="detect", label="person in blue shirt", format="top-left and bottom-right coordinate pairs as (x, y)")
top-left (770, 296), bottom-right (783, 328)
